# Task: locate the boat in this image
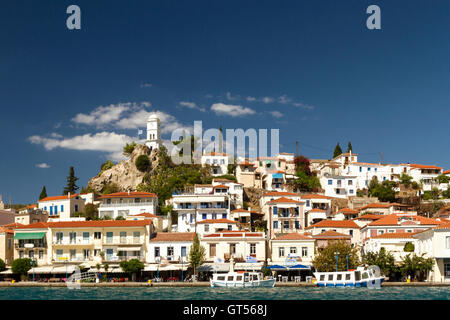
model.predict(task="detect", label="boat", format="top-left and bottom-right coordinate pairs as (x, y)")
top-left (313, 266), bottom-right (385, 287)
top-left (210, 271), bottom-right (276, 288)
top-left (210, 256), bottom-right (276, 288)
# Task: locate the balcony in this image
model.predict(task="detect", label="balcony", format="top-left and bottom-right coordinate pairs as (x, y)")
top-left (53, 240), bottom-right (93, 246)
top-left (104, 238), bottom-right (142, 245)
top-left (100, 202), bottom-right (154, 208)
top-left (117, 256), bottom-right (144, 262)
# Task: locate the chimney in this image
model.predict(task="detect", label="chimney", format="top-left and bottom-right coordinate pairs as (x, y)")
top-left (68, 192), bottom-right (71, 199)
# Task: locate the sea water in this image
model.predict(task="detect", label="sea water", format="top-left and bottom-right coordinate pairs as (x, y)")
top-left (1, 286), bottom-right (450, 300)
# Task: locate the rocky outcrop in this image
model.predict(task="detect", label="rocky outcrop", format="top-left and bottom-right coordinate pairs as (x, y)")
top-left (88, 144), bottom-right (160, 193)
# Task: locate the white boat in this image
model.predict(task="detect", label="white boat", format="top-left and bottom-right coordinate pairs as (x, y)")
top-left (210, 271), bottom-right (276, 288)
top-left (314, 266), bottom-right (385, 287)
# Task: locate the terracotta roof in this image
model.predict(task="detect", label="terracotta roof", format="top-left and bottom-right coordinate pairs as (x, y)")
top-left (98, 192), bottom-right (157, 199)
top-left (263, 191), bottom-right (299, 197)
top-left (371, 232), bottom-right (417, 239)
top-left (197, 219), bottom-right (237, 224)
top-left (17, 220), bottom-right (152, 229)
top-left (231, 209), bottom-right (250, 213)
top-left (203, 152), bottom-right (227, 156)
top-left (0, 227), bottom-right (14, 234)
top-left (353, 214), bottom-right (384, 221)
top-left (272, 233), bottom-right (313, 241)
top-left (212, 178), bottom-right (234, 182)
top-left (409, 164), bottom-right (442, 170)
top-left (443, 170), bottom-right (450, 175)
top-left (203, 231), bottom-right (264, 238)
top-left (301, 194), bottom-right (333, 200)
top-left (213, 185), bottom-right (229, 189)
top-left (18, 204), bottom-right (38, 211)
top-left (150, 232), bottom-right (195, 242)
top-left (359, 203), bottom-right (392, 210)
top-left (336, 208), bottom-right (359, 215)
top-left (433, 222), bottom-right (450, 230)
top-left (1, 223), bottom-right (26, 228)
top-left (312, 230), bottom-right (351, 239)
top-left (134, 212), bottom-right (160, 218)
top-left (308, 208), bottom-right (327, 213)
top-left (306, 220), bottom-right (360, 229)
top-left (367, 214), bottom-right (443, 227)
top-left (238, 162), bottom-right (255, 166)
top-left (194, 184), bottom-right (213, 187)
top-left (39, 194), bottom-right (80, 202)
top-left (268, 197), bottom-right (302, 204)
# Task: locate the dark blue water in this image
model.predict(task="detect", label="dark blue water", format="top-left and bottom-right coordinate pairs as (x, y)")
top-left (1, 287), bottom-right (450, 300)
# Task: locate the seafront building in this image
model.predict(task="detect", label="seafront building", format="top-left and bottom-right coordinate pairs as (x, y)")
top-left (97, 192), bottom-right (158, 219)
top-left (38, 193), bottom-right (85, 220)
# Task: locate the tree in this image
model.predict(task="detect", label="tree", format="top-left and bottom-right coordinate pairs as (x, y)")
top-left (84, 203), bottom-right (99, 220)
top-left (123, 142), bottom-right (137, 157)
top-left (102, 183), bottom-right (120, 195)
top-left (437, 174), bottom-right (450, 184)
top-left (100, 160), bottom-right (115, 172)
top-left (115, 216), bottom-right (125, 220)
top-left (443, 188), bottom-right (450, 199)
top-left (404, 242), bottom-right (415, 252)
top-left (39, 186), bottom-right (47, 200)
top-left (11, 258), bottom-right (32, 277)
top-left (400, 253), bottom-right (434, 281)
top-left (362, 247), bottom-right (399, 280)
top-left (423, 188), bottom-right (439, 200)
top-left (188, 234), bottom-right (206, 279)
top-left (290, 156), bottom-right (321, 192)
top-left (333, 143), bottom-right (343, 158)
top-left (399, 174), bottom-right (413, 187)
top-left (135, 154), bottom-right (151, 172)
top-left (369, 178), bottom-right (397, 202)
top-left (0, 258), bottom-right (5, 272)
top-left (119, 259), bottom-right (144, 282)
top-left (63, 166), bottom-right (79, 195)
top-left (312, 241), bottom-right (360, 272)
top-left (347, 141), bottom-right (353, 153)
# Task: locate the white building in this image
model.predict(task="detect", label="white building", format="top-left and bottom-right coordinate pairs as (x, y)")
top-left (145, 114), bottom-right (162, 150)
top-left (201, 152), bottom-right (229, 176)
top-left (212, 178), bottom-right (244, 207)
top-left (38, 194), bottom-right (86, 220)
top-left (305, 220), bottom-right (361, 246)
top-left (98, 192), bottom-right (158, 219)
top-left (269, 233), bottom-right (315, 267)
top-left (196, 218), bottom-right (239, 236)
top-left (363, 233), bottom-right (417, 263)
top-left (148, 232), bottom-right (195, 263)
top-left (320, 174), bottom-right (356, 198)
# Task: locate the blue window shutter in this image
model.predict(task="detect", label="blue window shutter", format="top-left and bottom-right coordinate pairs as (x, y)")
top-left (202, 213), bottom-right (207, 220)
top-left (273, 221), bottom-right (278, 229)
top-left (61, 205), bottom-right (64, 212)
top-left (273, 207), bottom-right (278, 215)
top-left (50, 207), bottom-right (53, 215)
top-left (222, 214), bottom-right (227, 219)
top-left (359, 167), bottom-right (362, 172)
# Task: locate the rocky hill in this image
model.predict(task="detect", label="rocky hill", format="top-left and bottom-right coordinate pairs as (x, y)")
top-left (88, 144), bottom-right (161, 193)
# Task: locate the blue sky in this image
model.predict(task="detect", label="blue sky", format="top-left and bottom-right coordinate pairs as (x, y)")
top-left (1, 0), bottom-right (450, 204)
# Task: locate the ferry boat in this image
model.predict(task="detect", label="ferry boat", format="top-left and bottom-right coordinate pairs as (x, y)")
top-left (210, 271), bottom-right (276, 288)
top-left (313, 266), bottom-right (385, 287)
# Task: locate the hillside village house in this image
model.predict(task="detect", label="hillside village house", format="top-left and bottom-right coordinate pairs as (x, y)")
top-left (212, 178), bottom-right (244, 207)
top-left (305, 220), bottom-right (361, 246)
top-left (269, 233), bottom-right (315, 267)
top-left (363, 233), bottom-right (417, 263)
top-left (352, 214), bottom-right (384, 228)
top-left (171, 185), bottom-right (230, 233)
top-left (407, 164), bottom-right (443, 192)
top-left (196, 219), bottom-right (239, 237)
top-left (236, 160), bottom-right (261, 188)
top-left (302, 194), bottom-right (332, 227)
top-left (360, 214), bottom-right (443, 243)
top-left (358, 202), bottom-right (417, 216)
top-left (331, 208), bottom-right (359, 221)
top-left (200, 231), bottom-right (266, 263)
top-left (201, 152), bottom-right (229, 176)
top-left (320, 174), bottom-right (357, 198)
top-left (38, 193), bottom-right (85, 220)
top-left (413, 223), bottom-right (450, 282)
top-left (267, 197), bottom-right (305, 238)
top-left (15, 205), bottom-right (48, 225)
top-left (230, 209), bottom-right (254, 231)
top-left (13, 220), bottom-right (154, 266)
top-left (147, 232), bottom-right (194, 264)
top-left (311, 230), bottom-right (352, 249)
top-left (0, 224), bottom-right (18, 265)
top-left (79, 192), bottom-right (100, 205)
top-left (98, 191), bottom-right (158, 219)
top-left (125, 212), bottom-right (166, 231)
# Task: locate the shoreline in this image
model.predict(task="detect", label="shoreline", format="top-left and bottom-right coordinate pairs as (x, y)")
top-left (1, 281), bottom-right (450, 287)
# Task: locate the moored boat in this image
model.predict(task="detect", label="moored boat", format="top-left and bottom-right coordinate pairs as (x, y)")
top-left (313, 266), bottom-right (384, 287)
top-left (210, 271), bottom-right (276, 288)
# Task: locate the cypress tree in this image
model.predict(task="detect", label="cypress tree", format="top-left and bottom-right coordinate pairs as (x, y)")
top-left (333, 143), bottom-right (343, 158)
top-left (39, 186), bottom-right (47, 200)
top-left (347, 141), bottom-right (353, 153)
top-left (63, 166), bottom-right (79, 195)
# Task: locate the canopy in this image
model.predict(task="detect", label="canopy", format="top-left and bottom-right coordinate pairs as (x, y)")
top-left (266, 265), bottom-right (287, 270)
top-left (197, 263), bottom-right (230, 272)
top-left (272, 173), bottom-right (283, 179)
top-left (27, 266), bottom-right (53, 274)
top-left (14, 232), bottom-right (45, 240)
top-left (288, 264), bottom-right (310, 269)
top-left (144, 264), bottom-right (189, 271)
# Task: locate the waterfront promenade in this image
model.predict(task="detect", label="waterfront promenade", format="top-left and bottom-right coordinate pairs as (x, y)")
top-left (1, 281), bottom-right (450, 287)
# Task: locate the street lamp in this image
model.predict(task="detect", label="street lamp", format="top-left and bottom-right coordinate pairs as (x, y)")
top-left (30, 259), bottom-right (36, 282)
top-left (180, 256), bottom-right (184, 282)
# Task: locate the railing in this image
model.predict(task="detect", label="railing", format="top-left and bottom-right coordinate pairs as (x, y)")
top-left (103, 239), bottom-right (142, 245)
top-left (118, 256), bottom-right (143, 261)
top-left (53, 240), bottom-right (92, 245)
top-left (99, 202), bottom-right (154, 208)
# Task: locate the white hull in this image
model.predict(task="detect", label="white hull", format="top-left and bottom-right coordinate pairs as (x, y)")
top-left (211, 279), bottom-right (275, 288)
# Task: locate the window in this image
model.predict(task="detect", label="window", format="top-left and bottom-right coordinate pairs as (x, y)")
top-left (295, 221), bottom-right (300, 229)
top-left (222, 214), bottom-right (227, 219)
top-left (306, 200), bottom-right (310, 207)
top-left (229, 243), bottom-right (236, 254)
top-left (74, 205), bottom-right (78, 212)
top-left (283, 221), bottom-right (290, 229)
top-left (378, 230), bottom-right (384, 235)
top-left (273, 221), bottom-right (278, 229)
top-left (55, 250), bottom-right (62, 258)
top-left (83, 249), bottom-right (90, 260)
top-left (279, 247), bottom-right (285, 257)
top-left (56, 232), bottom-right (63, 244)
top-left (328, 180), bottom-right (332, 185)
top-left (120, 232), bottom-right (127, 243)
top-left (273, 207), bottom-right (278, 215)
top-left (70, 249), bottom-right (76, 260)
top-left (359, 167), bottom-right (362, 172)
top-left (446, 237), bottom-right (450, 249)
top-left (106, 232), bottom-right (113, 243)
top-left (212, 213), bottom-right (217, 220)
top-left (202, 214), bottom-right (207, 220)
top-left (388, 229), bottom-right (395, 233)
top-left (181, 246), bottom-right (187, 257)
top-left (227, 224), bottom-right (232, 231)
top-left (349, 189), bottom-right (354, 194)
top-left (83, 232), bottom-right (89, 241)
top-left (94, 249), bottom-right (100, 257)
top-left (349, 230), bottom-right (353, 237)
top-left (7, 239), bottom-right (11, 250)
top-left (337, 274), bottom-right (342, 281)
top-left (94, 232), bottom-right (101, 239)
top-left (19, 251), bottom-right (24, 258)
top-left (39, 250), bottom-right (44, 259)
top-left (154, 247), bottom-right (160, 257)
top-left (209, 244), bottom-right (216, 257)
top-left (29, 251), bottom-right (34, 259)
top-left (250, 243), bottom-right (256, 255)
top-left (133, 232), bottom-right (140, 243)
top-left (348, 180), bottom-right (353, 186)
top-left (204, 224), bottom-right (210, 232)
top-left (167, 247), bottom-right (174, 257)
top-left (61, 205), bottom-right (64, 212)
top-left (290, 247), bottom-right (297, 254)
top-left (69, 232), bottom-right (76, 244)
top-left (302, 247), bottom-right (308, 257)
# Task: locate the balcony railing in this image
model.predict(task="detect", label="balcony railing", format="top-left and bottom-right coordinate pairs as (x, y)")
top-left (117, 256), bottom-right (143, 262)
top-left (104, 239), bottom-right (142, 245)
top-left (100, 202), bottom-right (154, 208)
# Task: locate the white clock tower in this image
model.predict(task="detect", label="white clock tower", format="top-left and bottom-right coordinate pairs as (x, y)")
top-left (146, 113), bottom-right (161, 150)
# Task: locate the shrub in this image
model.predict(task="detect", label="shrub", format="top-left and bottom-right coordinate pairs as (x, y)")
top-left (102, 183), bottom-right (120, 195)
top-left (100, 160), bottom-right (115, 172)
top-left (135, 155), bottom-right (151, 172)
top-left (11, 258), bottom-right (32, 275)
top-left (123, 142), bottom-right (137, 157)
top-left (0, 258), bottom-right (6, 272)
top-left (404, 242), bottom-right (415, 252)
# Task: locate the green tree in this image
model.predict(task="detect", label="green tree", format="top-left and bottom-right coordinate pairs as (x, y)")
top-left (63, 166), bottom-right (79, 195)
top-left (423, 188), bottom-right (439, 200)
top-left (369, 179), bottom-right (397, 202)
top-left (100, 160), bottom-right (115, 172)
top-left (188, 234), bottom-right (206, 278)
top-left (347, 141), bottom-right (353, 153)
top-left (333, 143), bottom-right (343, 158)
top-left (102, 183), bottom-right (120, 195)
top-left (119, 259), bottom-right (145, 282)
top-left (135, 154), bottom-right (151, 172)
top-left (80, 185), bottom-right (95, 194)
top-left (312, 241), bottom-right (360, 272)
top-left (400, 253), bottom-right (434, 281)
top-left (115, 216), bottom-right (125, 220)
top-left (399, 174), bottom-right (413, 187)
top-left (11, 258), bottom-right (33, 278)
top-left (39, 186), bottom-right (48, 200)
top-left (84, 203), bottom-right (99, 220)
top-left (362, 247), bottom-right (399, 280)
top-left (290, 156), bottom-right (321, 192)
top-left (443, 188), bottom-right (450, 199)
top-left (123, 142), bottom-right (137, 157)
top-left (437, 174), bottom-right (450, 184)
top-left (404, 242), bottom-right (415, 252)
top-left (0, 258), bottom-right (6, 272)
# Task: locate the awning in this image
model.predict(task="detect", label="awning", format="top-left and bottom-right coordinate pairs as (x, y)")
top-left (117, 247), bottom-right (142, 251)
top-left (14, 232), bottom-right (45, 240)
top-left (144, 264), bottom-right (189, 271)
top-left (272, 173), bottom-right (283, 179)
top-left (27, 266), bottom-right (54, 274)
top-left (51, 266), bottom-right (77, 274)
top-left (0, 269), bottom-right (13, 274)
top-left (266, 265), bottom-right (287, 270)
top-left (197, 263), bottom-right (230, 272)
top-left (234, 263), bottom-right (263, 271)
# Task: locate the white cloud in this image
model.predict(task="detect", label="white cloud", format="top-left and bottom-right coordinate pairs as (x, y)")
top-left (140, 83), bottom-right (152, 88)
top-left (246, 96), bottom-right (256, 102)
top-left (269, 111), bottom-right (283, 118)
top-left (36, 163), bottom-right (50, 169)
top-left (292, 102), bottom-right (315, 110)
top-left (210, 103), bottom-right (256, 117)
top-left (29, 132), bottom-right (134, 162)
top-left (226, 92), bottom-right (240, 101)
top-left (278, 95), bottom-right (291, 104)
top-left (179, 101), bottom-right (206, 112)
top-left (262, 97), bottom-right (274, 104)
top-left (72, 103), bottom-right (141, 127)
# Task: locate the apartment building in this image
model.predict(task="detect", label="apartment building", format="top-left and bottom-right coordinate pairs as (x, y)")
top-left (98, 191), bottom-right (158, 219)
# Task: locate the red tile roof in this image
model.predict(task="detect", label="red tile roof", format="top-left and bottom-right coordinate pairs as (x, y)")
top-left (213, 185), bottom-right (229, 189)
top-left (371, 232), bottom-right (417, 239)
top-left (231, 209), bottom-right (250, 213)
top-left (150, 232), bottom-right (195, 242)
top-left (272, 233), bottom-right (313, 241)
top-left (359, 203), bottom-right (391, 210)
top-left (409, 164), bottom-right (442, 170)
top-left (367, 214), bottom-right (443, 227)
top-left (98, 192), bottom-right (157, 199)
top-left (306, 220), bottom-right (360, 229)
top-left (197, 219), bottom-right (237, 224)
top-left (335, 208), bottom-right (359, 215)
top-left (204, 152), bottom-right (227, 156)
top-left (312, 230), bottom-right (352, 239)
top-left (203, 231), bottom-right (264, 238)
top-left (17, 220), bottom-right (152, 229)
top-left (134, 212), bottom-right (160, 218)
top-left (308, 208), bottom-right (327, 213)
top-left (268, 197), bottom-right (302, 205)
top-left (263, 191), bottom-right (299, 197)
top-left (353, 214), bottom-right (384, 221)
top-left (301, 194), bottom-right (333, 200)
top-left (443, 170), bottom-right (450, 175)
top-left (39, 194), bottom-right (80, 202)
